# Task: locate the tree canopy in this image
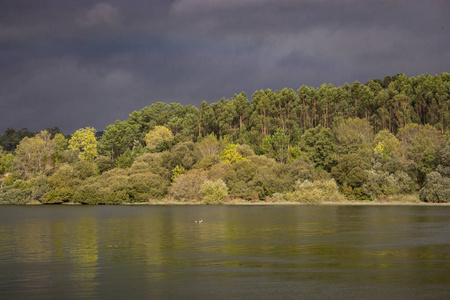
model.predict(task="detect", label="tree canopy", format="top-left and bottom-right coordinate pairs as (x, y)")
top-left (1, 72), bottom-right (449, 204)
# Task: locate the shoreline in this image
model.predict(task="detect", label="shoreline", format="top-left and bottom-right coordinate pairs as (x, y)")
top-left (17, 197), bottom-right (450, 206)
top-left (122, 199), bottom-right (450, 206)
top-left (19, 202), bottom-right (450, 206)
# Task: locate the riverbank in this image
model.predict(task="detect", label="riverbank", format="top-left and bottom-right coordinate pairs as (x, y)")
top-left (22, 200), bottom-right (450, 206)
top-left (127, 195), bottom-right (449, 206)
top-left (18, 194), bottom-right (448, 206)
top-left (135, 202), bottom-right (450, 206)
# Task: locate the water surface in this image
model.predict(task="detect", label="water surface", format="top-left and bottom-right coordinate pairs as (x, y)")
top-left (0, 205), bottom-right (449, 299)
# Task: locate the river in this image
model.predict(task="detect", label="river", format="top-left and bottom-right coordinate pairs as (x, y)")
top-left (0, 205), bottom-right (449, 299)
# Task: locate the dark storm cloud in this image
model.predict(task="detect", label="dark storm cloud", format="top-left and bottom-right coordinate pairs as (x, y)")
top-left (0, 0), bottom-right (449, 133)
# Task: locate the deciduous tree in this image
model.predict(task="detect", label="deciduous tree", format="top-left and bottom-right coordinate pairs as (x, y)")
top-left (14, 131), bottom-right (55, 178)
top-left (145, 125), bottom-right (173, 151)
top-left (68, 127), bottom-right (98, 161)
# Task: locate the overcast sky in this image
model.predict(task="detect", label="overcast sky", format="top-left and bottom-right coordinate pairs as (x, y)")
top-left (1, 0), bottom-right (449, 134)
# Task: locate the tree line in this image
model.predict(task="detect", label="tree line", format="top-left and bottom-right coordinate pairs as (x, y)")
top-left (1, 73), bottom-right (449, 204)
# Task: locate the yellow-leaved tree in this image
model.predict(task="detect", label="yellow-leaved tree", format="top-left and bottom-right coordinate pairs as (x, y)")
top-left (68, 127), bottom-right (98, 161)
top-left (220, 144), bottom-right (245, 164)
top-left (145, 126), bottom-right (173, 151)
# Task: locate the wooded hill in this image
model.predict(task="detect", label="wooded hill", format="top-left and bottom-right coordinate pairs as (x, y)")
top-left (1, 73), bottom-right (449, 204)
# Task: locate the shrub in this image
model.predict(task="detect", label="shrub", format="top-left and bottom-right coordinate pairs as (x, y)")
top-left (74, 160), bottom-right (98, 180)
top-left (207, 162), bottom-right (230, 182)
top-left (193, 155), bottom-right (221, 170)
top-left (436, 139), bottom-right (450, 177)
top-left (98, 168), bottom-right (128, 181)
top-left (271, 192), bottom-right (286, 202)
top-left (0, 187), bottom-right (32, 204)
top-left (171, 165), bottom-right (185, 181)
top-left (29, 175), bottom-right (50, 203)
top-left (419, 172), bottom-right (450, 203)
top-left (128, 173), bottom-right (168, 202)
top-left (2, 173), bottom-right (21, 186)
top-left (0, 152), bottom-right (14, 174)
top-left (285, 179), bottom-right (345, 203)
top-left (169, 169), bottom-right (207, 201)
top-left (44, 187), bottom-right (75, 204)
top-left (116, 149), bottom-right (136, 169)
top-left (43, 164), bottom-right (80, 203)
top-left (130, 161), bottom-right (150, 173)
top-left (201, 179), bottom-right (228, 205)
top-left (72, 183), bottom-right (111, 204)
top-left (96, 167), bottom-right (169, 203)
top-left (363, 170), bottom-right (415, 198)
top-left (99, 170), bottom-right (130, 203)
top-left (132, 153), bottom-right (166, 175)
top-left (236, 144), bottom-right (255, 157)
top-left (95, 156), bottom-right (114, 174)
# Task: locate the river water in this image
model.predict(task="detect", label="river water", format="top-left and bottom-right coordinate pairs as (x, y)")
top-left (0, 205), bottom-right (449, 299)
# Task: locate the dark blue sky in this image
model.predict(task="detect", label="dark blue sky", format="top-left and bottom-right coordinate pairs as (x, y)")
top-left (1, 0), bottom-right (449, 134)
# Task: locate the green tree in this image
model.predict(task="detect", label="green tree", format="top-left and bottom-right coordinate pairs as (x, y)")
top-left (196, 133), bottom-right (219, 158)
top-left (232, 92), bottom-right (250, 133)
top-left (250, 89), bottom-right (272, 139)
top-left (363, 170), bottom-right (414, 198)
top-left (52, 133), bottom-right (68, 164)
top-left (373, 130), bottom-right (402, 158)
top-left (271, 129), bottom-right (290, 163)
top-left (332, 153), bottom-right (371, 199)
top-left (419, 172), bottom-right (450, 203)
top-left (436, 139), bottom-right (450, 177)
top-left (297, 85), bottom-right (314, 130)
top-left (95, 155), bottom-right (115, 174)
top-left (333, 118), bottom-right (374, 157)
top-left (249, 156), bottom-right (299, 199)
top-left (0, 147), bottom-right (14, 175)
top-left (73, 160), bottom-right (98, 180)
top-left (44, 163), bottom-right (80, 203)
top-left (165, 141), bottom-right (199, 170)
top-left (261, 129), bottom-right (290, 163)
top-left (224, 159), bottom-right (257, 199)
top-left (198, 100), bottom-right (214, 137)
top-left (177, 105), bottom-right (200, 141)
top-left (14, 131), bottom-right (55, 178)
top-left (299, 125), bottom-right (335, 171)
top-left (116, 148), bottom-right (137, 169)
top-left (0, 127), bottom-right (35, 151)
top-left (397, 124), bottom-right (441, 185)
top-left (131, 152), bottom-right (169, 177)
top-left (99, 120), bottom-right (139, 161)
top-left (127, 102), bottom-right (173, 141)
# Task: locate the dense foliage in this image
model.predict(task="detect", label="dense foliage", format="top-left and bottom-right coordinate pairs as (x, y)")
top-left (1, 73), bottom-right (449, 204)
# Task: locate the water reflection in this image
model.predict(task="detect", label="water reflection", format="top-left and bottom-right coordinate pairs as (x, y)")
top-left (14, 220), bottom-right (53, 263)
top-left (0, 205), bottom-right (449, 299)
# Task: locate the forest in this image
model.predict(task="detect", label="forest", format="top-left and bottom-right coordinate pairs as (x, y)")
top-left (0, 73), bottom-right (449, 204)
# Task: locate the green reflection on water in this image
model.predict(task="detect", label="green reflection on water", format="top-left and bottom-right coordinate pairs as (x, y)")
top-left (0, 205), bottom-right (449, 299)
